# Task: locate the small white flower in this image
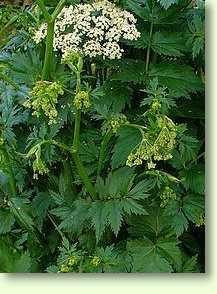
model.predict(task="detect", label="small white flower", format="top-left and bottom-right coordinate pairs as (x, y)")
top-left (33, 0), bottom-right (140, 60)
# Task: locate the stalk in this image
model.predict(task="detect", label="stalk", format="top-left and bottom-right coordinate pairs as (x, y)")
top-left (42, 20), bottom-right (55, 80)
top-left (37, 0), bottom-right (66, 80)
top-left (71, 151), bottom-right (97, 199)
top-left (71, 57), bottom-right (97, 199)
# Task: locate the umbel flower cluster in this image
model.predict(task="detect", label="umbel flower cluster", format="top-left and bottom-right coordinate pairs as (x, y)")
top-left (160, 186), bottom-right (176, 208)
top-left (74, 91), bottom-right (91, 110)
top-left (34, 0), bottom-right (140, 60)
top-left (24, 81), bottom-right (64, 125)
top-left (126, 116), bottom-right (177, 169)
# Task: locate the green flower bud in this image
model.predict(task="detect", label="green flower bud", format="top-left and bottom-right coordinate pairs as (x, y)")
top-left (91, 256), bottom-right (101, 267)
top-left (74, 91), bottom-right (91, 110)
top-left (26, 81), bottom-right (64, 125)
top-left (60, 264), bottom-right (70, 273)
top-left (68, 256), bottom-right (77, 266)
top-left (160, 186), bottom-right (176, 207)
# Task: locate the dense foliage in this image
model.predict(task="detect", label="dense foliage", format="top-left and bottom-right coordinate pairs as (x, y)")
top-left (0, 0), bottom-right (205, 273)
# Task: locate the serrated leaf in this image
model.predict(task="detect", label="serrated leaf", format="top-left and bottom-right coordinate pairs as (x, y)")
top-left (180, 164), bottom-right (205, 194)
top-left (0, 239), bottom-right (32, 273)
top-left (148, 63), bottom-right (203, 97)
top-left (105, 200), bottom-right (123, 236)
top-left (112, 126), bottom-right (142, 168)
top-left (151, 32), bottom-right (186, 56)
top-left (183, 194), bottom-right (204, 224)
top-left (127, 239), bottom-right (173, 272)
top-left (0, 209), bottom-right (15, 234)
top-left (10, 197), bottom-right (35, 232)
top-left (32, 192), bottom-right (51, 230)
top-left (111, 59), bottom-right (146, 83)
top-left (89, 201), bottom-right (109, 242)
top-left (157, 0), bottom-right (180, 9)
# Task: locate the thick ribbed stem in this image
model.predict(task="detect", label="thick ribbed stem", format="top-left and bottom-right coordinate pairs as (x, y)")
top-left (42, 20), bottom-right (55, 80)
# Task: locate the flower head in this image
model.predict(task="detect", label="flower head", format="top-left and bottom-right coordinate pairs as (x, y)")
top-left (33, 0), bottom-right (140, 60)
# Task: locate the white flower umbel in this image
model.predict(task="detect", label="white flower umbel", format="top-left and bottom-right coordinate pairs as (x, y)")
top-left (33, 0), bottom-right (140, 60)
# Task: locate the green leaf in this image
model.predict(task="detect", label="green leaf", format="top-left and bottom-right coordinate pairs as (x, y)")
top-left (148, 63), bottom-right (203, 97)
top-left (180, 164), bottom-right (205, 194)
top-left (111, 59), bottom-right (146, 83)
top-left (183, 194), bottom-right (204, 224)
top-left (51, 199), bottom-right (90, 233)
top-left (127, 239), bottom-right (173, 272)
top-left (169, 211), bottom-right (189, 236)
top-left (157, 0), bottom-right (180, 9)
top-left (104, 200), bottom-right (123, 236)
top-left (157, 237), bottom-right (182, 270)
top-left (181, 255), bottom-right (199, 273)
top-left (0, 239), bottom-right (32, 273)
top-left (9, 49), bottom-right (42, 86)
top-left (0, 209), bottom-right (15, 234)
top-left (187, 15), bottom-right (205, 59)
top-left (32, 192), bottom-right (52, 230)
top-left (89, 201), bottom-right (109, 241)
top-left (91, 168), bottom-right (150, 240)
top-left (125, 0), bottom-right (185, 24)
top-left (112, 126), bottom-right (142, 168)
top-left (93, 80), bottom-right (132, 113)
top-left (10, 197), bottom-right (35, 232)
top-left (178, 134), bottom-right (200, 164)
top-left (150, 32), bottom-right (186, 57)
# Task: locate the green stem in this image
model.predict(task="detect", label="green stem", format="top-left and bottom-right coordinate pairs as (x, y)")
top-left (51, 0), bottom-right (66, 22)
top-left (71, 151), bottom-right (96, 199)
top-left (145, 22), bottom-right (154, 73)
top-left (73, 109), bottom-right (81, 150)
top-left (42, 20), bottom-right (55, 80)
top-left (48, 213), bottom-right (65, 241)
top-left (70, 57), bottom-right (97, 199)
top-left (97, 130), bottom-right (113, 177)
top-left (36, 0), bottom-right (51, 22)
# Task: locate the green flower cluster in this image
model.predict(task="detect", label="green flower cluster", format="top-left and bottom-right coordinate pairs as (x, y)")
top-left (151, 99), bottom-right (161, 112)
top-left (33, 158), bottom-right (49, 176)
top-left (24, 81), bottom-right (64, 125)
top-left (110, 114), bottom-right (128, 133)
top-left (74, 91), bottom-right (91, 110)
top-left (160, 186), bottom-right (176, 207)
top-left (91, 256), bottom-right (101, 267)
top-left (126, 139), bottom-right (154, 168)
top-left (196, 214), bottom-right (205, 227)
top-left (102, 114), bottom-right (128, 134)
top-left (59, 255), bottom-right (78, 273)
top-left (62, 51), bottom-right (81, 67)
top-left (126, 116), bottom-right (176, 169)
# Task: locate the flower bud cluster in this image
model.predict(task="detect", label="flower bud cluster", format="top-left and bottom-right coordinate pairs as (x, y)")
top-left (33, 0), bottom-right (140, 60)
top-left (91, 256), bottom-right (101, 267)
top-left (195, 214), bottom-right (205, 227)
top-left (110, 114), bottom-right (128, 133)
top-left (126, 116), bottom-right (177, 169)
top-left (160, 186), bottom-right (176, 207)
top-left (74, 91), bottom-right (91, 110)
top-left (33, 157), bottom-right (49, 175)
top-left (24, 81), bottom-right (64, 125)
top-left (59, 255), bottom-right (78, 273)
